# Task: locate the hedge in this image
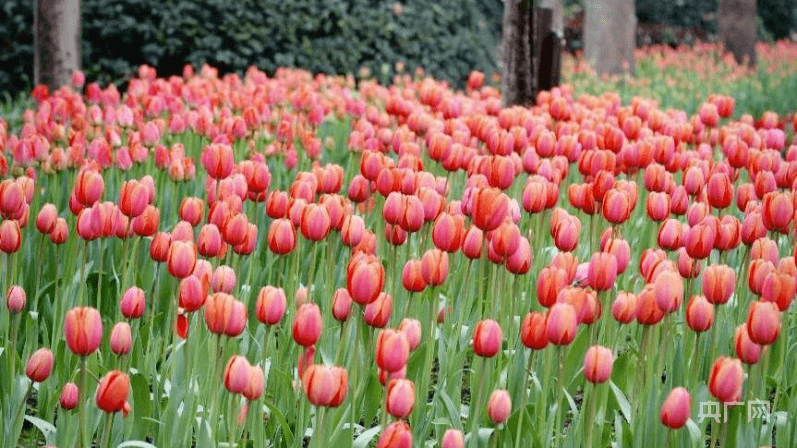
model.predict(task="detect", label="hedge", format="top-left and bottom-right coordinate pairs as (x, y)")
top-left (0, 0), bottom-right (503, 95)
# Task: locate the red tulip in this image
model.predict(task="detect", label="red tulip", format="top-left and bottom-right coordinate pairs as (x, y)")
top-left (267, 219), bottom-right (296, 255)
top-left (347, 255), bottom-right (385, 305)
top-left (95, 370), bottom-right (130, 415)
top-left (364, 292), bottom-right (392, 328)
top-left (376, 329), bottom-right (410, 373)
top-left (60, 382), bottom-right (79, 410)
top-left (25, 347), bottom-right (54, 382)
top-left (520, 311), bottom-right (548, 350)
top-left (110, 322), bottom-right (132, 355)
top-left (64, 306), bottom-right (103, 356)
top-left (421, 248), bottom-right (448, 286)
top-left (660, 387), bottom-right (691, 429)
top-left (708, 357), bottom-right (743, 403)
top-left (473, 319), bottom-right (503, 357)
top-left (292, 303), bottom-right (322, 347)
top-left (486, 389), bottom-right (511, 425)
top-left (332, 288), bottom-right (353, 322)
top-left (583, 345), bottom-right (613, 383)
top-left (224, 355), bottom-right (252, 395)
top-left (167, 240), bottom-right (197, 279)
top-left (120, 286), bottom-right (145, 319)
top-left (746, 301), bottom-right (780, 345)
top-left (255, 286), bottom-right (287, 326)
top-left (685, 295), bottom-right (714, 333)
top-left (735, 324), bottom-right (762, 364)
top-left (204, 293), bottom-right (247, 337)
top-left (703, 264), bottom-right (735, 305)
top-left (386, 379), bottom-right (416, 419)
top-left (302, 364), bottom-right (348, 407)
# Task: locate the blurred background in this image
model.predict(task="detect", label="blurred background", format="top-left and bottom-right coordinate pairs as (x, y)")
top-left (1, 0), bottom-right (795, 96)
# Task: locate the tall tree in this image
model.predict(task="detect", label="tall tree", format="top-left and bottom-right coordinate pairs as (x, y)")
top-left (501, 0), bottom-right (534, 107)
top-left (718, 0), bottom-right (757, 66)
top-left (584, 0), bottom-right (636, 77)
top-left (34, 0), bottom-right (81, 90)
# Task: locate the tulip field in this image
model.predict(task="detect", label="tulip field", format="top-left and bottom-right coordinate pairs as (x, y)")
top-left (2, 42), bottom-right (797, 448)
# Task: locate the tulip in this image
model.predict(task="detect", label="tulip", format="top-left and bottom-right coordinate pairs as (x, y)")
top-left (761, 270), bottom-right (796, 311)
top-left (706, 172), bottom-right (733, 209)
top-left (583, 345), bottom-right (613, 383)
top-left (340, 215), bottom-right (365, 247)
top-left (421, 248), bottom-right (448, 286)
top-left (746, 301), bottom-right (780, 345)
top-left (471, 187), bottom-right (509, 231)
top-left (300, 203), bottom-right (331, 241)
top-left (35, 203), bottom-right (58, 234)
top-left (179, 275), bottom-right (208, 312)
top-left (347, 255), bottom-right (385, 305)
top-left (432, 212), bottom-right (464, 252)
top-left (364, 292), bottom-right (392, 328)
top-left (588, 252), bottom-right (617, 291)
top-left (602, 189), bottom-right (632, 224)
top-left (473, 319), bottom-right (503, 357)
top-left (244, 365), bottom-right (265, 401)
top-left (0, 219), bottom-right (21, 253)
top-left (703, 264), bottom-right (735, 305)
top-left (95, 370), bottom-right (131, 415)
top-left (401, 259), bottom-right (426, 293)
top-left (376, 329), bottom-right (410, 373)
top-left (292, 303), bottom-right (322, 347)
top-left (660, 387), bottom-right (691, 429)
top-left (398, 318), bottom-right (422, 352)
top-left (461, 225), bottom-right (484, 259)
top-left (377, 421), bottom-right (412, 448)
top-left (441, 429), bottom-right (465, 448)
top-left (167, 240), bottom-right (197, 279)
top-left (118, 180), bottom-right (148, 218)
top-left (60, 382), bottom-right (79, 410)
top-left (110, 322), bottom-right (132, 355)
top-left (486, 389), bottom-right (511, 425)
top-left (635, 285), bottom-right (664, 326)
top-left (64, 307), bottom-right (103, 356)
top-left (302, 364), bottom-right (348, 407)
top-left (612, 291), bottom-right (637, 324)
top-left (224, 355), bottom-right (252, 395)
top-left (6, 285), bottom-right (26, 313)
top-left (332, 288), bottom-right (353, 322)
top-left (204, 293), bottom-right (247, 337)
top-left (267, 219), bottom-right (296, 255)
top-left (211, 265), bottom-right (236, 294)
top-left (653, 269), bottom-right (683, 313)
top-left (255, 286), bottom-right (287, 326)
top-left (25, 347), bottom-right (54, 382)
top-left (386, 379), bottom-right (416, 419)
top-left (201, 143), bottom-right (234, 179)
top-left (735, 324), bottom-right (762, 364)
top-left (520, 311), bottom-right (548, 350)
top-left (149, 231), bottom-right (171, 262)
top-left (685, 295), bottom-right (714, 332)
top-left (537, 266), bottom-right (569, 307)
top-left (120, 286), bottom-right (145, 319)
top-left (49, 217), bottom-right (69, 244)
top-left (546, 302), bottom-right (578, 345)
top-left (708, 357), bottom-right (744, 403)
top-left (74, 169), bottom-right (104, 206)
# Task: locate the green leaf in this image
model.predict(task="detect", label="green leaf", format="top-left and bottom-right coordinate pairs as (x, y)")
top-left (264, 399), bottom-right (294, 445)
top-left (24, 415), bottom-right (56, 445)
top-left (117, 441), bottom-right (160, 448)
top-left (609, 380), bottom-right (632, 425)
top-left (352, 425), bottom-right (381, 448)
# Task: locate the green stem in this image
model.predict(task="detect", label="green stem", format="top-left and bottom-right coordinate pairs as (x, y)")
top-left (467, 357), bottom-right (488, 448)
top-left (34, 233), bottom-right (45, 308)
top-left (553, 346), bottom-right (566, 448)
top-left (584, 383), bottom-right (597, 448)
top-left (100, 412), bottom-right (114, 448)
top-left (79, 240), bottom-right (88, 306)
top-left (97, 239), bottom-right (104, 314)
top-left (514, 352), bottom-right (534, 448)
top-left (78, 356), bottom-right (89, 448)
top-left (10, 313), bottom-right (20, 379)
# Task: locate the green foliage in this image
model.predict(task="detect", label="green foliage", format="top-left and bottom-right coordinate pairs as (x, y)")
top-left (0, 0), bottom-right (502, 95)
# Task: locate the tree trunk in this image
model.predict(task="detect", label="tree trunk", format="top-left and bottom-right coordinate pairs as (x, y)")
top-left (718, 0), bottom-right (757, 66)
top-left (584, 0), bottom-right (636, 77)
top-left (501, 0), bottom-right (534, 107)
top-left (34, 0), bottom-right (81, 90)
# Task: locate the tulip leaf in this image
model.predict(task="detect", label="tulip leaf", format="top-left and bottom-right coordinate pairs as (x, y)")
top-left (24, 415), bottom-right (56, 445)
top-left (131, 373), bottom-right (151, 437)
top-left (609, 380), bottom-right (632, 425)
top-left (437, 387), bottom-right (464, 431)
top-left (264, 399), bottom-right (294, 445)
top-left (352, 425), bottom-right (381, 448)
top-left (685, 419), bottom-right (702, 447)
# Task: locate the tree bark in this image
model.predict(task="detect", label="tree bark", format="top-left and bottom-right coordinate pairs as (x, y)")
top-left (501, 0), bottom-right (534, 107)
top-left (584, 0), bottom-right (636, 77)
top-left (718, 0), bottom-right (757, 66)
top-left (34, 0), bottom-right (81, 90)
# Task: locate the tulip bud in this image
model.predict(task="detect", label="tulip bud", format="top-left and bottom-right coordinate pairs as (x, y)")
top-left (660, 387), bottom-right (691, 429)
top-left (735, 324), bottom-right (762, 364)
top-left (256, 286), bottom-right (287, 326)
top-left (583, 345), bottom-right (613, 383)
top-left (267, 219), bottom-right (296, 255)
top-left (685, 295), bottom-right (714, 333)
top-left (746, 301), bottom-right (780, 345)
top-left (376, 329), bottom-right (410, 373)
top-left (441, 429), bottom-right (465, 448)
top-left (587, 252), bottom-right (617, 291)
top-left (708, 356), bottom-right (744, 403)
top-left (6, 285), bottom-right (26, 313)
top-left (64, 306), bottom-right (103, 356)
top-left (520, 311), bottom-right (548, 350)
top-left (167, 240), bottom-right (197, 279)
top-left (331, 288), bottom-right (353, 322)
top-left (473, 319), bottom-right (503, 357)
top-left (179, 275), bottom-right (208, 312)
top-left (364, 292), bottom-right (392, 328)
top-left (653, 270), bottom-right (683, 313)
top-left (546, 303), bottom-right (578, 345)
top-left (25, 347), bottom-right (54, 382)
top-left (401, 259), bottom-right (427, 293)
top-left (420, 249), bottom-right (448, 286)
top-left (224, 355), bottom-right (252, 395)
top-left (302, 364), bottom-right (348, 407)
top-left (120, 286), bottom-right (145, 319)
top-left (60, 382), bottom-right (79, 410)
top-left (110, 322), bottom-right (132, 355)
top-left (386, 379), bottom-right (416, 419)
top-left (292, 303), bottom-right (322, 347)
top-left (377, 421), bottom-right (412, 448)
top-left (36, 203), bottom-right (58, 234)
top-left (398, 318), bottom-right (422, 352)
top-left (204, 293), bottom-right (247, 337)
top-left (244, 365), bottom-right (265, 401)
top-left (486, 389), bottom-right (511, 425)
top-left (95, 370), bottom-right (131, 415)
top-left (702, 264), bottom-right (735, 305)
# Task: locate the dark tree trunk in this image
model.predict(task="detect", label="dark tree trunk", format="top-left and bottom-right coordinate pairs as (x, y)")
top-left (718, 0), bottom-right (758, 66)
top-left (584, 0), bottom-right (636, 77)
top-left (501, 0), bottom-right (535, 107)
top-left (34, 0), bottom-right (81, 90)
